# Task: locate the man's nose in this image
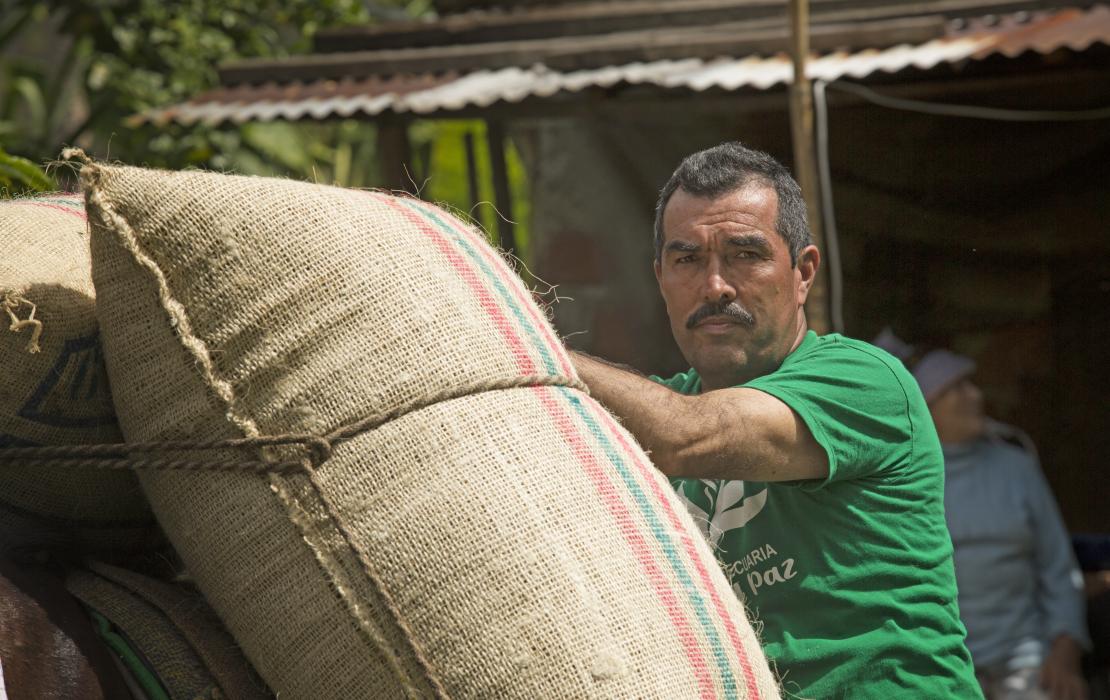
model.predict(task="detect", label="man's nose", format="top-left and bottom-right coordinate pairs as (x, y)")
top-left (703, 262), bottom-right (737, 302)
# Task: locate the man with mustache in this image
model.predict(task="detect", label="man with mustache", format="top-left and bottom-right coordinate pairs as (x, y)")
top-left (573, 142), bottom-right (981, 699)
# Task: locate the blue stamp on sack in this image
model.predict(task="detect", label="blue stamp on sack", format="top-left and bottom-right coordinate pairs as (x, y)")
top-left (18, 334), bottom-right (117, 429)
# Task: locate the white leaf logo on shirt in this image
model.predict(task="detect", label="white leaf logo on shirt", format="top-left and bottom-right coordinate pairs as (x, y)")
top-left (674, 479), bottom-right (768, 548)
top-left (716, 480), bottom-right (747, 512)
top-left (707, 481), bottom-right (768, 546)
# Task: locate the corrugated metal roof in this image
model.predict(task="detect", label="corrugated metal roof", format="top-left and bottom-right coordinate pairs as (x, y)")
top-left (133, 5), bottom-right (1110, 126)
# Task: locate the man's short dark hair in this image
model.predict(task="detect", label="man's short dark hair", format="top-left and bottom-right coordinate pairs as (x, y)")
top-left (653, 142), bottom-right (812, 266)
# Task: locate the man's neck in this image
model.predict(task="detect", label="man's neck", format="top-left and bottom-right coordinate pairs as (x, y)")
top-left (699, 315), bottom-right (809, 391)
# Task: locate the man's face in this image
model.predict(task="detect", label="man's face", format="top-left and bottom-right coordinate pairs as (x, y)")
top-left (654, 185), bottom-right (817, 390)
top-left (929, 378), bottom-right (986, 445)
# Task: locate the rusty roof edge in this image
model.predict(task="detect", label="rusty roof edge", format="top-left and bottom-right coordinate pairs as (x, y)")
top-left (132, 5), bottom-right (1110, 127)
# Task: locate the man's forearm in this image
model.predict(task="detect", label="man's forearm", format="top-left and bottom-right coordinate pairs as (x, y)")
top-left (572, 351), bottom-right (828, 482)
top-left (572, 351), bottom-right (693, 476)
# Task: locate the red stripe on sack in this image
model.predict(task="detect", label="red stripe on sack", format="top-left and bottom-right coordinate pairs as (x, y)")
top-left (370, 194), bottom-right (537, 374)
top-left (415, 205), bottom-right (575, 377)
top-left (599, 412), bottom-right (762, 700)
top-left (16, 201), bottom-right (86, 220)
top-left (534, 387), bottom-right (716, 700)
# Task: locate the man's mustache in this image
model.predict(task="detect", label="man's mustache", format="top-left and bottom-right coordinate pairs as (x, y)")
top-left (686, 301), bottom-right (756, 330)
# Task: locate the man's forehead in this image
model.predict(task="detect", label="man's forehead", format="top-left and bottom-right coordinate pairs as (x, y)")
top-left (661, 183), bottom-right (780, 240)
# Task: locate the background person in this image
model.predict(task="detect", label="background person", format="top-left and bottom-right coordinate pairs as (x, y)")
top-left (876, 333), bottom-right (1090, 700)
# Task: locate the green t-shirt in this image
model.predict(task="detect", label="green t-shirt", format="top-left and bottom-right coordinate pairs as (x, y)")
top-left (659, 332), bottom-right (981, 699)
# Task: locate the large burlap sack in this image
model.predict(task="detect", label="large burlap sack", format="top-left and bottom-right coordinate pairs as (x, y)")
top-left (0, 194), bottom-right (154, 556)
top-left (83, 161), bottom-right (779, 700)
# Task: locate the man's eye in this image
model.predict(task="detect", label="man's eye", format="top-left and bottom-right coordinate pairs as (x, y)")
top-left (676, 255), bottom-right (696, 264)
top-left (734, 250), bottom-right (756, 259)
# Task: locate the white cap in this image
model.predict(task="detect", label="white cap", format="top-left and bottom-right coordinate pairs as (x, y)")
top-left (912, 349), bottom-right (976, 403)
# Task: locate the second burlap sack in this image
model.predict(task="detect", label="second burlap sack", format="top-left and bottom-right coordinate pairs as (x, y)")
top-left (0, 194), bottom-right (153, 557)
top-left (83, 161), bottom-right (779, 700)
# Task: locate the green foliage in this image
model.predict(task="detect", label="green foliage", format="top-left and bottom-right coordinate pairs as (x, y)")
top-left (1, 0), bottom-right (368, 166)
top-left (227, 120), bottom-right (380, 188)
top-left (419, 120), bottom-right (532, 260)
top-left (58, 0), bottom-right (365, 111)
top-left (0, 145), bottom-right (54, 196)
top-left (0, 0), bottom-right (536, 263)
top-left (221, 118), bottom-right (532, 261)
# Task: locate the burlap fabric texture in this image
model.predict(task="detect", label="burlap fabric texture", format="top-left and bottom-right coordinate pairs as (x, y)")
top-left (66, 561), bottom-right (270, 700)
top-left (83, 161), bottom-right (780, 700)
top-left (0, 194), bottom-right (154, 556)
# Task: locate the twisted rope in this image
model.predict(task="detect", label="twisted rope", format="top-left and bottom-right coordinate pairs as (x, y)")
top-left (0, 374), bottom-right (585, 474)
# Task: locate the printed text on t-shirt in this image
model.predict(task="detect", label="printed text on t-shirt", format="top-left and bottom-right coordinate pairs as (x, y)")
top-left (724, 542), bottom-right (798, 596)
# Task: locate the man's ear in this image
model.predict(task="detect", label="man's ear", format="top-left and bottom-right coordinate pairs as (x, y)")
top-left (795, 244), bottom-right (820, 304)
top-left (654, 258), bottom-right (663, 287)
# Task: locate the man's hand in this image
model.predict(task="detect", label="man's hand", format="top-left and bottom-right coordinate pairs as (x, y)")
top-left (572, 351), bottom-right (828, 482)
top-left (1040, 634), bottom-right (1088, 700)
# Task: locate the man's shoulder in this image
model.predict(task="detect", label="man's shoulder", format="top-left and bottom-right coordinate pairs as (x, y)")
top-left (755, 332), bottom-right (937, 479)
top-left (792, 332), bottom-right (909, 370)
top-left (766, 332), bottom-right (917, 395)
top-left (977, 433), bottom-right (1041, 477)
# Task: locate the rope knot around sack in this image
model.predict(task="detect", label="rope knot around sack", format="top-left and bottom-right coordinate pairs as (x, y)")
top-left (2, 292), bottom-right (43, 353)
top-left (0, 374), bottom-right (586, 475)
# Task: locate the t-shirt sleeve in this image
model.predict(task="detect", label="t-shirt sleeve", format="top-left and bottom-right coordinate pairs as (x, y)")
top-left (745, 342), bottom-right (919, 487)
top-left (650, 369), bottom-right (698, 394)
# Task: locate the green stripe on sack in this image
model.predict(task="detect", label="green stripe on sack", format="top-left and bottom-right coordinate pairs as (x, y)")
top-left (560, 388), bottom-right (738, 698)
top-left (32, 197), bottom-right (83, 207)
top-left (399, 199), bottom-right (559, 376)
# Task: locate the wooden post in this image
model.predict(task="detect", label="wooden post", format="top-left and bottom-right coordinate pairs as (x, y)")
top-left (787, 0), bottom-right (830, 335)
top-left (484, 120), bottom-right (517, 255)
top-left (376, 118), bottom-right (415, 194)
top-left (463, 131), bottom-right (482, 212)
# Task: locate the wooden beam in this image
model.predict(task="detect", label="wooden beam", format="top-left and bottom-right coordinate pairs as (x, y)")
top-left (463, 131), bottom-right (481, 213)
top-left (376, 120), bottom-right (415, 193)
top-left (425, 0), bottom-right (1098, 30)
top-left (485, 120), bottom-right (517, 255)
top-left (220, 16), bottom-right (945, 84)
top-left (787, 0), bottom-right (832, 334)
top-left (316, 0), bottom-right (1096, 53)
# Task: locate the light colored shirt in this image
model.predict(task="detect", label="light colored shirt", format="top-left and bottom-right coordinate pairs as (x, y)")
top-left (943, 431), bottom-right (1089, 669)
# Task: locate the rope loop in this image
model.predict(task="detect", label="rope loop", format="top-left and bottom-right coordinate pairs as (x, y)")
top-left (2, 292), bottom-right (43, 354)
top-left (0, 373), bottom-right (585, 475)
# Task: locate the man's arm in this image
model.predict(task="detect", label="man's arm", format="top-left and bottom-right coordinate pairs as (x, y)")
top-left (573, 352), bottom-right (828, 482)
top-left (1020, 451), bottom-right (1090, 700)
top-left (1039, 633), bottom-right (1087, 700)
